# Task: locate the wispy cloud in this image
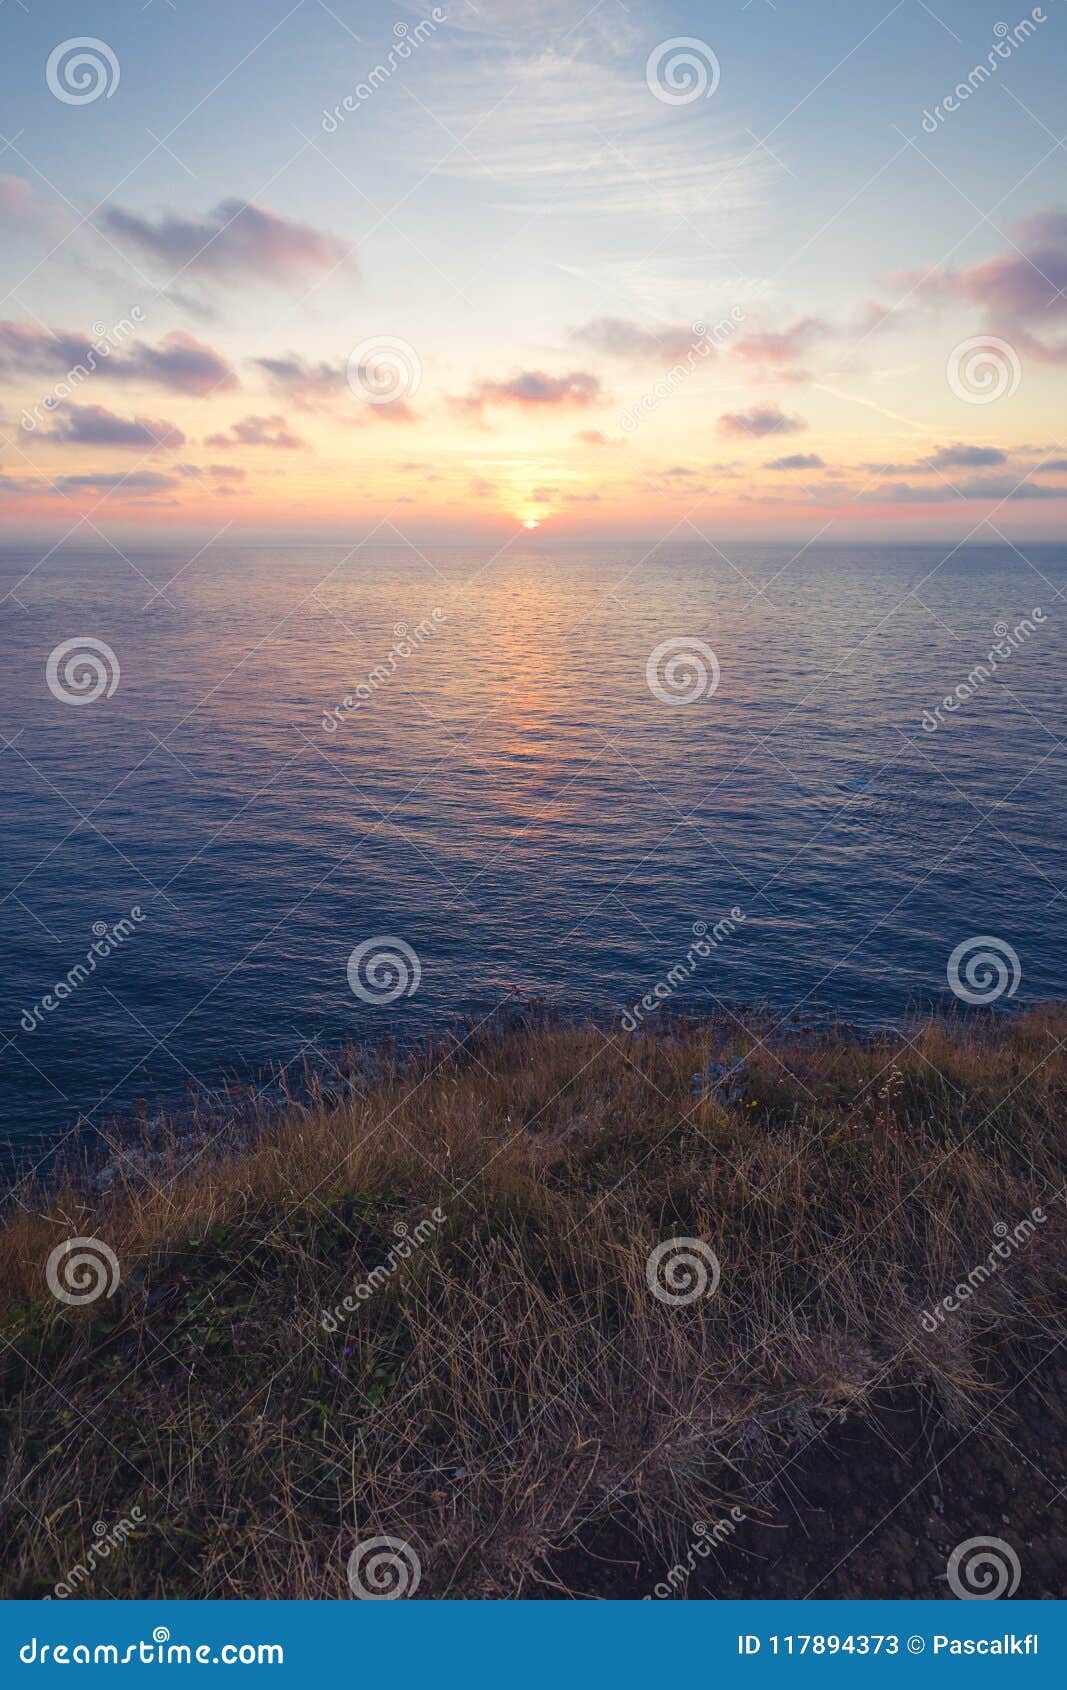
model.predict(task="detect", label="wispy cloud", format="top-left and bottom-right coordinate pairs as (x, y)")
top-left (204, 413), bottom-right (305, 450)
top-left (51, 470), bottom-right (179, 495)
top-left (573, 317), bottom-right (702, 363)
top-left (176, 462), bottom-right (247, 483)
top-left (412, 49), bottom-right (764, 224)
top-left (732, 316), bottom-right (828, 380)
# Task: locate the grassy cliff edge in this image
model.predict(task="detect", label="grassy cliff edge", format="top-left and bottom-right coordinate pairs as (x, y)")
top-left (1, 1007), bottom-right (1064, 1599)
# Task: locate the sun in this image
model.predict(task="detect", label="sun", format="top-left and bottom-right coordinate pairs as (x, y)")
top-left (522, 518), bottom-right (541, 530)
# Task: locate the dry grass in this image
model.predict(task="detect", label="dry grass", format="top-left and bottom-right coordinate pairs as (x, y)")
top-left (0, 1005), bottom-right (1064, 1598)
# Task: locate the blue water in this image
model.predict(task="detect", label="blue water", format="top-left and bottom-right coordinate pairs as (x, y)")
top-left (0, 541), bottom-right (1063, 1171)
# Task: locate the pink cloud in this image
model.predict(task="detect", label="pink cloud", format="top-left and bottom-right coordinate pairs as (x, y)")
top-left (887, 207), bottom-right (1067, 360)
top-left (733, 316), bottom-right (827, 370)
top-left (0, 174), bottom-right (65, 238)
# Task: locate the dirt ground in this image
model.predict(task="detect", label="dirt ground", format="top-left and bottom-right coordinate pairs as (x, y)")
top-left (544, 1342), bottom-right (1067, 1600)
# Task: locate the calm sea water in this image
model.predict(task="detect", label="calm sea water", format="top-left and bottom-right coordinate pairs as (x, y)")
top-left (0, 541), bottom-right (1063, 1171)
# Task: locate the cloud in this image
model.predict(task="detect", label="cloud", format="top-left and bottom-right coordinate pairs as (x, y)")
top-left (345, 391), bottom-right (417, 424)
top-left (204, 413), bottom-right (305, 450)
top-left (864, 475), bottom-right (1065, 504)
top-left (0, 174), bottom-right (41, 224)
top-left (925, 443), bottom-right (1008, 469)
top-left (99, 199), bottom-right (351, 286)
top-left (851, 298), bottom-right (904, 335)
top-left (574, 429), bottom-right (612, 446)
top-left (254, 354), bottom-right (343, 408)
top-left (861, 444), bottom-right (1011, 476)
top-left (718, 404), bottom-right (807, 438)
top-left (39, 403), bottom-right (186, 450)
top-left (255, 352), bottom-right (417, 422)
top-left (764, 452), bottom-right (824, 470)
top-left (733, 316), bottom-right (828, 372)
top-left (0, 322), bottom-right (237, 397)
top-left (0, 174), bottom-right (66, 238)
top-left (574, 317), bottom-right (700, 363)
top-left (130, 331), bottom-right (239, 396)
top-left (52, 470), bottom-right (180, 494)
top-left (175, 461), bottom-right (247, 483)
top-left (889, 207), bottom-right (1067, 361)
top-left (417, 49), bottom-right (765, 224)
top-left (398, 0), bottom-right (638, 53)
top-left (453, 369), bottom-right (602, 417)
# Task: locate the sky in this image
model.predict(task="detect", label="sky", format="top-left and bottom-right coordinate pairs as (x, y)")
top-left (1, 0), bottom-right (1066, 543)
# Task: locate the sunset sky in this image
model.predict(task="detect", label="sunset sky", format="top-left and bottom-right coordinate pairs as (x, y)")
top-left (2, 0), bottom-right (1066, 542)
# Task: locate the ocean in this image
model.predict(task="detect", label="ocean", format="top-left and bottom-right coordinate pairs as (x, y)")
top-left (1, 539), bottom-right (1063, 1171)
